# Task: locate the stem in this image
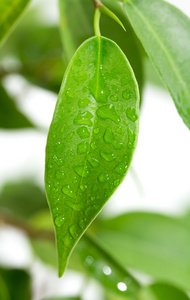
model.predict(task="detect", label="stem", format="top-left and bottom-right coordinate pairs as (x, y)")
top-left (94, 8), bottom-right (101, 36)
top-left (91, 0), bottom-right (102, 8)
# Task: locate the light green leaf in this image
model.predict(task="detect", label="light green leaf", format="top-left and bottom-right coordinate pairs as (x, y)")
top-left (58, 0), bottom-right (144, 92)
top-left (93, 212), bottom-right (190, 291)
top-left (0, 83), bottom-right (34, 129)
top-left (45, 36), bottom-right (139, 276)
top-left (0, 0), bottom-right (30, 46)
top-left (123, 0), bottom-right (190, 129)
top-left (138, 282), bottom-right (189, 300)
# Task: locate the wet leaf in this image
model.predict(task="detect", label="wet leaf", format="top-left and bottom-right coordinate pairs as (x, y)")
top-left (93, 212), bottom-right (190, 291)
top-left (0, 0), bottom-right (30, 46)
top-left (138, 282), bottom-right (189, 300)
top-left (123, 0), bottom-right (190, 129)
top-left (0, 83), bottom-right (34, 129)
top-left (45, 36), bottom-right (139, 276)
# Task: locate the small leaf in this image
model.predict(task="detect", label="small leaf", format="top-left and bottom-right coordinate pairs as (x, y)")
top-left (93, 212), bottom-right (190, 291)
top-left (0, 83), bottom-right (34, 129)
top-left (138, 282), bottom-right (189, 300)
top-left (123, 0), bottom-right (190, 129)
top-left (100, 5), bottom-right (126, 32)
top-left (0, 0), bottom-right (30, 46)
top-left (0, 268), bottom-right (31, 300)
top-left (45, 36), bottom-right (139, 276)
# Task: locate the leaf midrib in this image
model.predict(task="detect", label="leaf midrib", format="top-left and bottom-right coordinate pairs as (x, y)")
top-left (125, 0), bottom-right (190, 101)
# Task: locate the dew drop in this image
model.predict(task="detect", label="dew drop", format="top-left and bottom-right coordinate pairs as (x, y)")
top-left (110, 95), bottom-right (118, 102)
top-left (73, 111), bottom-right (93, 126)
top-left (123, 89), bottom-right (131, 100)
top-left (121, 76), bottom-right (128, 86)
top-left (80, 184), bottom-right (87, 191)
top-left (69, 224), bottom-right (79, 239)
top-left (62, 185), bottom-right (74, 198)
top-left (56, 170), bottom-right (65, 179)
top-left (78, 98), bottom-right (91, 108)
top-left (54, 141), bottom-right (65, 153)
top-left (103, 266), bottom-right (112, 275)
top-left (79, 219), bottom-right (85, 229)
top-left (74, 165), bottom-right (89, 177)
top-left (103, 128), bottom-right (114, 144)
top-left (96, 104), bottom-right (120, 124)
top-left (86, 154), bottom-right (99, 167)
top-left (114, 179), bottom-right (120, 187)
top-left (90, 141), bottom-right (97, 149)
top-left (77, 141), bottom-right (89, 154)
top-left (93, 128), bottom-right (100, 134)
top-left (54, 214), bottom-right (65, 227)
top-left (126, 107), bottom-right (138, 122)
top-left (77, 126), bottom-right (90, 138)
top-left (52, 155), bottom-right (63, 166)
top-left (98, 173), bottom-right (109, 183)
top-left (64, 236), bottom-right (73, 247)
top-left (100, 150), bottom-right (115, 162)
top-left (113, 141), bottom-right (123, 150)
top-left (84, 255), bottom-right (94, 266)
top-left (91, 183), bottom-right (99, 193)
top-left (127, 128), bottom-right (136, 149)
top-left (117, 282), bottom-right (127, 292)
top-left (114, 162), bottom-right (127, 175)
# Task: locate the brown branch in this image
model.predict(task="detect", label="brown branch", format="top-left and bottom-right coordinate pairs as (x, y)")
top-left (91, 0), bottom-right (102, 8)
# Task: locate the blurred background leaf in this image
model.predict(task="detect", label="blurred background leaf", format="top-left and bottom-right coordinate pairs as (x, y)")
top-left (138, 282), bottom-right (189, 300)
top-left (0, 268), bottom-right (31, 300)
top-left (42, 297), bottom-right (82, 300)
top-left (0, 83), bottom-right (34, 129)
top-left (0, 180), bottom-right (47, 218)
top-left (0, 0), bottom-right (30, 46)
top-left (91, 212), bottom-right (190, 291)
top-left (0, 274), bottom-right (10, 300)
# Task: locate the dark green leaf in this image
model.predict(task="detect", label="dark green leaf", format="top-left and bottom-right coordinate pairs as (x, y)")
top-left (138, 282), bottom-right (189, 300)
top-left (0, 0), bottom-right (30, 46)
top-left (0, 268), bottom-right (31, 300)
top-left (45, 36), bottom-right (139, 276)
top-left (76, 234), bottom-right (139, 299)
top-left (58, 0), bottom-right (144, 92)
top-left (0, 275), bottom-right (10, 300)
top-left (0, 83), bottom-right (34, 129)
top-left (93, 212), bottom-right (190, 290)
top-left (0, 180), bottom-right (47, 218)
top-left (123, 0), bottom-right (190, 129)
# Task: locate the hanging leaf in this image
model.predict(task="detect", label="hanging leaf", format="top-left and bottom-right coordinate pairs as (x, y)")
top-left (0, 0), bottom-right (30, 46)
top-left (123, 0), bottom-right (190, 129)
top-left (45, 36), bottom-right (139, 276)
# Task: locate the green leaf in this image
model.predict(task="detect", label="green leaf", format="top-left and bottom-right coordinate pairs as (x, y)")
top-left (0, 180), bottom-right (47, 218)
top-left (123, 0), bottom-right (190, 129)
top-left (31, 239), bottom-right (57, 268)
top-left (0, 268), bottom-right (31, 300)
top-left (0, 275), bottom-right (10, 300)
top-left (76, 234), bottom-right (139, 298)
top-left (0, 83), bottom-right (34, 129)
top-left (58, 0), bottom-right (144, 93)
top-left (138, 282), bottom-right (189, 300)
top-left (45, 36), bottom-right (139, 276)
top-left (42, 298), bottom-right (81, 300)
top-left (93, 212), bottom-right (190, 291)
top-left (0, 0), bottom-right (30, 46)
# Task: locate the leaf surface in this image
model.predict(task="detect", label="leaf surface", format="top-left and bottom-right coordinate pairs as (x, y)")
top-left (124, 0), bottom-right (190, 128)
top-left (93, 212), bottom-right (190, 290)
top-left (0, 0), bottom-right (30, 46)
top-left (45, 36), bottom-right (139, 276)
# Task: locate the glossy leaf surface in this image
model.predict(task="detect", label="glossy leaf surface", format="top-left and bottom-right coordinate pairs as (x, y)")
top-left (0, 0), bottom-right (30, 46)
top-left (123, 0), bottom-right (190, 129)
top-left (93, 212), bottom-right (190, 290)
top-left (0, 83), bottom-right (34, 129)
top-left (138, 282), bottom-right (189, 300)
top-left (45, 36), bottom-right (139, 276)
top-left (59, 0), bottom-right (143, 92)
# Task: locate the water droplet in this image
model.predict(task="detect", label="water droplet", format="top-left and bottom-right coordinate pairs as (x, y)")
top-left (114, 179), bottom-right (120, 187)
top-left (74, 111), bottom-right (93, 126)
top-left (80, 184), bottom-right (87, 191)
top-left (52, 207), bottom-right (59, 215)
top-left (79, 219), bottom-right (85, 229)
top-left (127, 128), bottom-right (136, 149)
top-left (101, 90), bottom-right (104, 94)
top-left (84, 255), bottom-right (94, 266)
top-left (100, 150), bottom-right (115, 162)
top-left (62, 185), bottom-right (74, 198)
top-left (91, 196), bottom-right (95, 201)
top-left (104, 128), bottom-right (114, 144)
top-left (93, 128), bottom-right (100, 134)
top-left (47, 162), bottom-right (53, 169)
top-left (103, 266), bottom-right (112, 275)
top-left (66, 131), bottom-right (75, 140)
top-left (96, 104), bottom-right (120, 124)
top-left (110, 95), bottom-right (118, 102)
top-left (114, 162), bottom-right (127, 175)
top-left (123, 89), bottom-right (131, 100)
top-left (78, 98), bottom-right (91, 108)
top-left (91, 183), bottom-right (99, 193)
top-left (77, 141), bottom-right (89, 154)
top-left (54, 141), bottom-right (65, 152)
top-left (121, 76), bottom-right (128, 86)
top-left (56, 170), bottom-right (65, 179)
top-left (77, 126), bottom-right (90, 138)
top-left (90, 141), bottom-right (97, 149)
top-left (113, 141), bottom-right (123, 150)
top-left (117, 282), bottom-right (127, 292)
top-left (64, 236), bottom-right (73, 247)
top-left (52, 155), bottom-right (63, 165)
top-left (98, 173), bottom-right (109, 183)
top-left (69, 224), bottom-right (79, 239)
top-left (126, 107), bottom-right (138, 122)
top-left (54, 214), bottom-right (65, 227)
top-left (74, 165), bottom-right (89, 177)
top-left (85, 206), bottom-right (94, 216)
top-left (86, 154), bottom-right (99, 167)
